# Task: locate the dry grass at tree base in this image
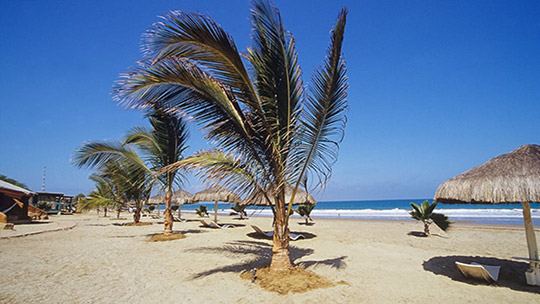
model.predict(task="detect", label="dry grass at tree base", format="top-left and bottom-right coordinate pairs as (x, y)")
top-left (240, 267), bottom-right (346, 294)
top-left (148, 233), bottom-right (186, 242)
top-left (123, 222), bottom-right (152, 226)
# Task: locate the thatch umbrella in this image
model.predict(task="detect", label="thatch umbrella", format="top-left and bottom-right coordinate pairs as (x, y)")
top-left (242, 185), bottom-right (316, 207)
top-left (170, 189), bottom-right (193, 218)
top-left (147, 194), bottom-right (164, 215)
top-left (191, 186), bottom-right (242, 222)
top-left (434, 144), bottom-right (540, 285)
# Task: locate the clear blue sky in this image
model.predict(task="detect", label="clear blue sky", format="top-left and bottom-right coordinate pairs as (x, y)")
top-left (1, 0), bottom-right (539, 201)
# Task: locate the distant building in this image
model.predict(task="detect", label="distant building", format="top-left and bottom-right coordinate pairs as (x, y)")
top-left (0, 180), bottom-right (36, 224)
top-left (35, 192), bottom-right (74, 215)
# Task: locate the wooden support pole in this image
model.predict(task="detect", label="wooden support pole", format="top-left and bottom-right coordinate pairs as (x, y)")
top-left (214, 201), bottom-right (218, 222)
top-left (522, 202), bottom-right (539, 263)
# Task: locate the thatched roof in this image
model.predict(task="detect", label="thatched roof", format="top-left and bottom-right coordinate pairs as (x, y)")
top-left (434, 144), bottom-right (540, 204)
top-left (191, 186), bottom-right (242, 204)
top-left (242, 185), bottom-right (316, 206)
top-left (171, 189), bottom-right (193, 204)
top-left (147, 195), bottom-right (164, 205)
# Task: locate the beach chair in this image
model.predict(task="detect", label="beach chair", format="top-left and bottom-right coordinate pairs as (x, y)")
top-left (455, 262), bottom-right (500, 283)
top-left (200, 220), bottom-right (234, 229)
top-left (250, 225), bottom-right (305, 240)
top-left (210, 220), bottom-right (234, 228)
top-left (173, 216), bottom-right (188, 222)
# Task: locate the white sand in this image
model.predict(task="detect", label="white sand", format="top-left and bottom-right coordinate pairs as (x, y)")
top-left (0, 213), bottom-right (539, 303)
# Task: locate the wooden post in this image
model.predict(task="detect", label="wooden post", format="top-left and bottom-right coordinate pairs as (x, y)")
top-left (214, 201), bottom-right (218, 222)
top-left (522, 201), bottom-right (539, 262)
top-left (522, 201), bottom-right (540, 285)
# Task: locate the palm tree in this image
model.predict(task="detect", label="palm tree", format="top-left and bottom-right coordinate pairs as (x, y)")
top-left (78, 173), bottom-right (122, 217)
top-left (409, 200), bottom-right (451, 236)
top-left (195, 205), bottom-right (209, 217)
top-left (294, 204), bottom-right (314, 225)
top-left (73, 142), bottom-right (154, 223)
top-left (115, 0), bottom-right (348, 271)
top-left (125, 109), bottom-right (189, 233)
top-left (231, 203), bottom-right (247, 219)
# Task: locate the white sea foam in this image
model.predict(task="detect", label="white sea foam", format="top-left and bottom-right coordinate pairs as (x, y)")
top-left (245, 207), bottom-right (540, 220)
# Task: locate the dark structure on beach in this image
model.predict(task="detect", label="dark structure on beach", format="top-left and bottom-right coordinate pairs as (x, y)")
top-left (0, 180), bottom-right (36, 225)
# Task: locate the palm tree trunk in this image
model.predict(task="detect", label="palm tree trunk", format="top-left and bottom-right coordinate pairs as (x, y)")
top-left (178, 204), bottom-right (182, 219)
top-left (104, 207), bottom-right (107, 217)
top-left (133, 202), bottom-right (142, 223)
top-left (163, 189), bottom-right (174, 234)
top-left (270, 191), bottom-right (292, 271)
top-left (116, 207), bottom-right (121, 219)
top-left (423, 221), bottom-right (430, 236)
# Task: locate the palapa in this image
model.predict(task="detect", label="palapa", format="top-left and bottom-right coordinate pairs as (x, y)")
top-left (242, 184), bottom-right (316, 206)
top-left (434, 144), bottom-right (540, 285)
top-left (171, 189), bottom-right (193, 219)
top-left (192, 186), bottom-right (242, 222)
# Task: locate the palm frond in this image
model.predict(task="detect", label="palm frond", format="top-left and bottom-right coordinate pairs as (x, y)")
top-left (247, 0), bottom-right (303, 154)
top-left (290, 8), bottom-right (348, 190)
top-left (114, 58), bottom-right (272, 181)
top-left (143, 10), bottom-right (262, 113)
top-left (161, 149), bottom-right (265, 198)
top-left (285, 8), bottom-right (347, 216)
top-left (430, 212), bottom-right (451, 231)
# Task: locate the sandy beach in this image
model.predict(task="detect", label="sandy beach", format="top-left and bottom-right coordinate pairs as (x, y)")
top-left (1, 213), bottom-right (539, 303)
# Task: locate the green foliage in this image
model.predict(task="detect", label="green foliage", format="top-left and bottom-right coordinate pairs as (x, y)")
top-left (196, 205), bottom-right (209, 217)
top-left (171, 205), bottom-right (179, 212)
top-left (148, 205), bottom-right (155, 212)
top-left (0, 174), bottom-right (29, 190)
top-left (231, 203), bottom-right (247, 218)
top-left (409, 200), bottom-right (451, 235)
top-left (294, 204), bottom-right (314, 223)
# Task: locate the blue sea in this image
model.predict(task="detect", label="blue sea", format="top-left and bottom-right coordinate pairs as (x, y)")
top-left (166, 199), bottom-right (540, 226)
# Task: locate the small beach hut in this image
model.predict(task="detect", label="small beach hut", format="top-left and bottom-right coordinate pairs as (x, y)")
top-left (434, 144), bottom-right (540, 285)
top-left (0, 180), bottom-right (36, 225)
top-left (191, 186), bottom-right (241, 222)
top-left (171, 189), bottom-right (193, 218)
top-left (242, 185), bottom-right (316, 207)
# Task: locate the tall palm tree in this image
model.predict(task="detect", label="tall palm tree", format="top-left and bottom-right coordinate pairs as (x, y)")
top-left (125, 109), bottom-right (189, 233)
top-left (115, 0), bottom-right (348, 271)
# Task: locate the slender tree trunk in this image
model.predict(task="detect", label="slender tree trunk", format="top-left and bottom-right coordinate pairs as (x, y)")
top-left (97, 207), bottom-right (100, 216)
top-left (104, 207), bottom-right (107, 217)
top-left (133, 202), bottom-right (142, 223)
top-left (178, 203), bottom-right (182, 219)
top-left (163, 188), bottom-right (173, 234)
top-left (305, 217), bottom-right (309, 224)
top-left (423, 221), bottom-right (430, 236)
top-left (270, 190), bottom-right (292, 271)
top-left (116, 207), bottom-right (121, 219)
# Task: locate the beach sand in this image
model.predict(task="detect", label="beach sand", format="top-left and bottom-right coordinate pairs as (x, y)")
top-left (1, 213), bottom-right (539, 303)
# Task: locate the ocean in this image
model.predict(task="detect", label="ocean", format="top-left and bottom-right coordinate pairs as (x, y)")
top-left (166, 199), bottom-right (540, 226)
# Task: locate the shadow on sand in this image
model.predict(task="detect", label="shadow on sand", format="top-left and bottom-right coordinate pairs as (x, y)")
top-left (186, 240), bottom-right (346, 279)
top-left (246, 231), bottom-right (317, 240)
top-left (423, 255), bottom-right (539, 293)
top-left (407, 231), bottom-right (448, 238)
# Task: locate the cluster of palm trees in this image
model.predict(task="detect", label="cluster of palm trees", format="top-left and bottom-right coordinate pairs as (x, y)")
top-left (76, 0), bottom-right (349, 272)
top-left (74, 109), bottom-right (189, 232)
